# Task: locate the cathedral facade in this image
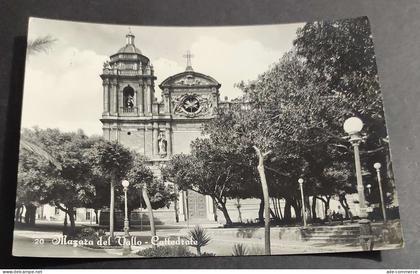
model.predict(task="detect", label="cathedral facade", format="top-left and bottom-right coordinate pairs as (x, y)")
top-left (99, 32), bottom-right (223, 223)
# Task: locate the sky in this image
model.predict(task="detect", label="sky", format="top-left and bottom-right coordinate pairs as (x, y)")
top-left (22, 18), bottom-right (304, 136)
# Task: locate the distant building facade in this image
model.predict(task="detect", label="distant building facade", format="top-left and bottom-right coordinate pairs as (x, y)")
top-left (99, 33), bottom-right (224, 223)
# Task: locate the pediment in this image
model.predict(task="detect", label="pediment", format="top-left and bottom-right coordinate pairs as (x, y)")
top-left (160, 71), bottom-right (220, 88)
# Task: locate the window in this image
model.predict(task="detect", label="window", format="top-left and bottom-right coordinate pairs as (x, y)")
top-left (123, 85), bottom-right (135, 111)
top-left (86, 211), bottom-right (91, 220)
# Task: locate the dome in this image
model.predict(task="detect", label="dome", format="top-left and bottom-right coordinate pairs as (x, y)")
top-left (117, 44), bottom-right (142, 54)
top-left (116, 32), bottom-right (142, 55)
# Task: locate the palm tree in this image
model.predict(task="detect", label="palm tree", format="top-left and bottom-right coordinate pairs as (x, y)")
top-left (20, 36), bottom-right (59, 168)
top-left (27, 35), bottom-right (56, 55)
top-left (188, 226), bottom-right (211, 256)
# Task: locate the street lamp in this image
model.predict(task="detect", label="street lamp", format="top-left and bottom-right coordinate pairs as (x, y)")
top-left (344, 117), bottom-right (373, 251)
top-left (374, 163), bottom-right (387, 223)
top-left (343, 117), bottom-right (368, 218)
top-left (298, 178), bottom-right (307, 227)
top-left (366, 184), bottom-right (372, 195)
top-left (121, 179), bottom-right (130, 254)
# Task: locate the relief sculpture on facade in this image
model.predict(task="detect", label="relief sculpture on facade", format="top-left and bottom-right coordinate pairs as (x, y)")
top-left (172, 93), bottom-right (213, 118)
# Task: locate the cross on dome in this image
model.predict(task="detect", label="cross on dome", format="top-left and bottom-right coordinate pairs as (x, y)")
top-left (183, 50), bottom-right (194, 71)
top-left (126, 27), bottom-right (135, 45)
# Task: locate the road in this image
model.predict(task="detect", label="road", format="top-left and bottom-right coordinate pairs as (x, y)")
top-left (13, 235), bottom-right (118, 258)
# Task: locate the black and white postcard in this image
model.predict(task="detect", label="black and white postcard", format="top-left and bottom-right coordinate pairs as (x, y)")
top-left (13, 16), bottom-right (404, 257)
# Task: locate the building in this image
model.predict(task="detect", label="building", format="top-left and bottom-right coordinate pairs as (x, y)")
top-left (99, 32), bottom-right (223, 224)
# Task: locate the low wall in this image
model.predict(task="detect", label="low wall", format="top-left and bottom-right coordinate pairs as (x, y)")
top-left (180, 226), bottom-right (305, 241)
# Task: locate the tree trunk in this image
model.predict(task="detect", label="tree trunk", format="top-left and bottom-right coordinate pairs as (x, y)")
top-left (339, 196), bottom-right (350, 219)
top-left (212, 197), bottom-right (218, 222)
top-left (68, 209), bottom-right (76, 237)
top-left (236, 198), bottom-right (243, 223)
top-left (30, 206), bottom-right (36, 225)
top-left (253, 146), bottom-right (271, 255)
top-left (385, 149), bottom-right (395, 185)
top-left (63, 211), bottom-right (68, 235)
top-left (109, 179), bottom-right (115, 239)
top-left (291, 198), bottom-right (301, 222)
top-left (269, 208), bottom-right (278, 220)
top-left (258, 199), bottom-right (264, 223)
top-left (284, 198), bottom-right (292, 222)
top-left (94, 209), bottom-right (99, 224)
top-left (277, 199), bottom-right (283, 220)
top-left (319, 195), bottom-right (331, 219)
top-left (142, 184), bottom-right (156, 238)
top-left (15, 205), bottom-right (22, 223)
top-left (174, 187), bottom-right (179, 223)
top-left (305, 196), bottom-right (311, 220)
top-left (311, 196), bottom-right (317, 220)
top-left (19, 206), bottom-right (24, 223)
top-left (25, 204), bottom-right (36, 226)
top-left (271, 198), bottom-right (280, 220)
top-left (217, 200), bottom-right (233, 225)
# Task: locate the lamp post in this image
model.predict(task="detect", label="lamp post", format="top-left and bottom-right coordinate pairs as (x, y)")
top-left (121, 179), bottom-right (131, 255)
top-left (298, 178), bottom-right (307, 227)
top-left (366, 184), bottom-right (372, 195)
top-left (374, 162), bottom-right (387, 223)
top-left (344, 117), bottom-right (373, 251)
top-left (343, 117), bottom-right (368, 218)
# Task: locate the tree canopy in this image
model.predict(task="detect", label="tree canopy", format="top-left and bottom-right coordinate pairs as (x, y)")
top-left (164, 16), bottom-right (396, 225)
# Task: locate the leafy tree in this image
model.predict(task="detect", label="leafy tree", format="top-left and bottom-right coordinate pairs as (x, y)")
top-left (293, 16), bottom-right (394, 182)
top-left (124, 154), bottom-right (176, 237)
top-left (17, 128), bottom-right (97, 235)
top-left (162, 138), bottom-right (250, 226)
top-left (42, 129), bottom-right (95, 235)
top-left (125, 154), bottom-right (175, 211)
top-left (87, 140), bottom-right (133, 238)
top-left (16, 148), bottom-right (52, 225)
top-left (201, 17), bottom-right (393, 245)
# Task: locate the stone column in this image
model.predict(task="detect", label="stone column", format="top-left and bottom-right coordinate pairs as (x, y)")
top-left (110, 82), bottom-right (118, 115)
top-left (163, 88), bottom-right (171, 113)
top-left (137, 81), bottom-right (144, 115)
top-left (165, 122), bottom-right (172, 156)
top-left (118, 85), bottom-right (123, 114)
top-left (102, 81), bottom-right (110, 114)
top-left (145, 80), bottom-right (151, 114)
top-left (153, 122), bottom-right (159, 155)
top-left (114, 126), bottom-right (119, 142)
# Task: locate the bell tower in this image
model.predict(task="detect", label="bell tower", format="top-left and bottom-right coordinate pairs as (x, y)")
top-left (100, 32), bottom-right (158, 146)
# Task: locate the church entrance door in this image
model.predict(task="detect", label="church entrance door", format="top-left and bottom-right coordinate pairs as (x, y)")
top-left (187, 190), bottom-right (207, 221)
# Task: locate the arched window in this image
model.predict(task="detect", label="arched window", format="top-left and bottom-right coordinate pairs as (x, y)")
top-left (123, 85), bottom-right (135, 112)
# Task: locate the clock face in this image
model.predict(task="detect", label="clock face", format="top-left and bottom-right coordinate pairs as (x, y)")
top-left (182, 95), bottom-right (200, 114)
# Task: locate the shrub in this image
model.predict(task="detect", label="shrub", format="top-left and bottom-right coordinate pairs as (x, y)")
top-left (74, 227), bottom-right (120, 248)
top-left (137, 245), bottom-right (195, 257)
top-left (247, 246), bottom-right (265, 255)
top-left (76, 227), bottom-right (96, 236)
top-left (188, 225), bottom-right (211, 256)
top-left (232, 243), bottom-right (248, 256)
